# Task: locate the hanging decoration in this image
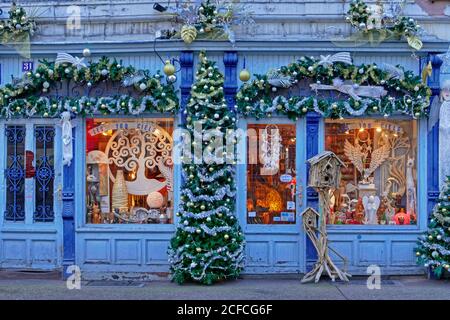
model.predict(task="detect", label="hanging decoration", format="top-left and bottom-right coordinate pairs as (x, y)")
top-left (0, 2), bottom-right (37, 58)
top-left (61, 111), bottom-right (73, 166)
top-left (0, 52), bottom-right (179, 119)
top-left (345, 0), bottom-right (423, 51)
top-left (236, 52), bottom-right (431, 120)
top-left (163, 0), bottom-right (254, 45)
top-left (168, 51), bottom-right (245, 285)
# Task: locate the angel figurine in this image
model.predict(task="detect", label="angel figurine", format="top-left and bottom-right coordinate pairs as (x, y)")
top-left (363, 195), bottom-right (380, 225)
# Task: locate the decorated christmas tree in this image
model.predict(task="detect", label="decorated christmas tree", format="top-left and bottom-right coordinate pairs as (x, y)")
top-left (416, 177), bottom-right (450, 278)
top-left (168, 51), bottom-right (245, 285)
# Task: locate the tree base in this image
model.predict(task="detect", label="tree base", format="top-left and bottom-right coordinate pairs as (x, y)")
top-left (301, 257), bottom-right (351, 283)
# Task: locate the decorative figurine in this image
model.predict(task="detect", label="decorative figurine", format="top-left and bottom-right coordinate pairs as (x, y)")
top-left (363, 195), bottom-right (380, 225)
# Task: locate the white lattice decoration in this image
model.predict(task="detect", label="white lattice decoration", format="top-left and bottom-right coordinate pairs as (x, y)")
top-left (105, 122), bottom-right (173, 195)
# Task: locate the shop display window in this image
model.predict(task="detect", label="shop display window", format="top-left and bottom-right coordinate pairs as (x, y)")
top-left (85, 118), bottom-right (174, 224)
top-left (325, 119), bottom-right (418, 226)
top-left (246, 123), bottom-right (297, 224)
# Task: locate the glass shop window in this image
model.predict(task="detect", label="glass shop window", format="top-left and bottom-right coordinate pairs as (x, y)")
top-left (85, 118), bottom-right (174, 224)
top-left (246, 123), bottom-right (297, 225)
top-left (325, 119), bottom-right (418, 226)
top-left (4, 125), bottom-right (55, 223)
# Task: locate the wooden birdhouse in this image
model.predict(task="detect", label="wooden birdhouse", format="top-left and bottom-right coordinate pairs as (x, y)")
top-left (307, 151), bottom-right (346, 189)
top-left (301, 207), bottom-right (320, 230)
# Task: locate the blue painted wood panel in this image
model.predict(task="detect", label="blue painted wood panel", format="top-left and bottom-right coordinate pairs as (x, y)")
top-left (0, 119), bottom-right (63, 270)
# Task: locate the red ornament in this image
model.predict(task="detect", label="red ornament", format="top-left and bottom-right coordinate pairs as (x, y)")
top-left (394, 208), bottom-right (410, 225)
top-left (25, 150), bottom-right (35, 178)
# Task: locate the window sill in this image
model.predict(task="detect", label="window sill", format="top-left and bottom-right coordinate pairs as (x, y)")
top-left (76, 223), bottom-right (176, 233)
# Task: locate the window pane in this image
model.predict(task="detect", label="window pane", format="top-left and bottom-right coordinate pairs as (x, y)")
top-left (247, 124), bottom-right (297, 224)
top-left (34, 126), bottom-right (55, 222)
top-left (325, 119), bottom-right (417, 226)
top-left (5, 125), bottom-right (26, 222)
top-left (86, 118), bottom-right (174, 224)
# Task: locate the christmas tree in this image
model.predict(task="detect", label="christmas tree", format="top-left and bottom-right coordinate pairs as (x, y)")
top-left (168, 51), bottom-right (245, 285)
top-left (416, 177), bottom-right (450, 278)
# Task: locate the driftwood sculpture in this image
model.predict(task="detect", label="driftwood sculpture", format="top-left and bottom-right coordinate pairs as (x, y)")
top-left (302, 151), bottom-right (351, 283)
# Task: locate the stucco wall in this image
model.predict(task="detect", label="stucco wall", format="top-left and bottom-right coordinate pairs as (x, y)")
top-left (1, 0), bottom-right (448, 44)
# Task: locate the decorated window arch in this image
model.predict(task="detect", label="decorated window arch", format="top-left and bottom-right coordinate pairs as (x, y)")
top-left (236, 52), bottom-right (431, 227)
top-left (0, 52), bottom-right (179, 225)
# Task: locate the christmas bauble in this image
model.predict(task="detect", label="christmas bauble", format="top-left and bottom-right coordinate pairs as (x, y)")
top-left (146, 191), bottom-right (164, 208)
top-left (181, 25), bottom-right (197, 44)
top-left (139, 83), bottom-right (147, 91)
top-left (224, 234), bottom-right (229, 240)
top-left (163, 60), bottom-right (176, 76)
top-left (196, 247), bottom-right (202, 253)
top-left (432, 251), bottom-right (439, 258)
top-left (239, 69), bottom-right (251, 82)
top-left (83, 48), bottom-right (91, 57)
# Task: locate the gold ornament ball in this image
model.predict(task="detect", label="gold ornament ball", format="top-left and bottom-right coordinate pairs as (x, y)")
top-left (163, 60), bottom-right (176, 76)
top-left (196, 247), bottom-right (202, 253)
top-left (239, 69), bottom-right (251, 82)
top-left (224, 234), bottom-right (229, 240)
top-left (200, 205), bottom-right (206, 210)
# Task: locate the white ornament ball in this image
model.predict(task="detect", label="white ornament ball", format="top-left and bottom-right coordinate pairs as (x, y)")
top-left (139, 83), bottom-right (147, 91)
top-left (196, 229), bottom-right (201, 234)
top-left (196, 247), bottom-right (202, 253)
top-left (43, 81), bottom-right (50, 89)
top-left (146, 191), bottom-right (164, 208)
top-left (272, 87), bottom-right (277, 92)
top-left (183, 220), bottom-right (189, 226)
top-left (200, 205), bottom-right (206, 210)
top-left (101, 69), bottom-right (108, 76)
top-left (308, 66), bottom-right (314, 72)
top-left (437, 235), bottom-right (442, 240)
top-left (214, 113), bottom-right (219, 119)
top-left (47, 70), bottom-right (54, 77)
top-left (206, 217), bottom-right (211, 222)
top-left (432, 251), bottom-right (439, 258)
top-left (224, 234), bottom-right (229, 240)
top-left (82, 48), bottom-right (91, 57)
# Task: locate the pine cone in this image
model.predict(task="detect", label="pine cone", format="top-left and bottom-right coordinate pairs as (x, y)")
top-left (181, 25), bottom-right (197, 44)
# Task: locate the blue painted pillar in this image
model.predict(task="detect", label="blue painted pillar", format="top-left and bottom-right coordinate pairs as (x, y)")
top-left (180, 51), bottom-right (194, 123)
top-left (427, 53), bottom-right (443, 216)
top-left (305, 111), bottom-right (320, 267)
top-left (223, 51), bottom-right (238, 108)
top-left (62, 126), bottom-right (76, 280)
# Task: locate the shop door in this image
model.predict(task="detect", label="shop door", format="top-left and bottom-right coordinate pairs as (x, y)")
top-left (0, 121), bottom-right (63, 270)
top-left (237, 118), bottom-right (306, 273)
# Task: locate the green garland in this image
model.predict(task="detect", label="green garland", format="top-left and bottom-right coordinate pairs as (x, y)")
top-left (236, 55), bottom-right (431, 120)
top-left (0, 2), bottom-right (36, 41)
top-left (0, 56), bottom-right (179, 118)
top-left (346, 0), bottom-right (422, 50)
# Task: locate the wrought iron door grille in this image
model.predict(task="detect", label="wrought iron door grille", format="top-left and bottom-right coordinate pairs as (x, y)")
top-left (33, 126), bottom-right (55, 222)
top-left (4, 125), bottom-right (26, 221)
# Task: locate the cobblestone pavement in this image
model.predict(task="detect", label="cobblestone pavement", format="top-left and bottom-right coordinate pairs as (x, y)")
top-left (0, 271), bottom-right (449, 300)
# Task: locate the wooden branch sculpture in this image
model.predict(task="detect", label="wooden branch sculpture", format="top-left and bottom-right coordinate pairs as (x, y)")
top-left (302, 151), bottom-right (351, 283)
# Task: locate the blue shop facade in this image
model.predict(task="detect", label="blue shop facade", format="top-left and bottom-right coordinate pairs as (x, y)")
top-left (0, 43), bottom-right (446, 280)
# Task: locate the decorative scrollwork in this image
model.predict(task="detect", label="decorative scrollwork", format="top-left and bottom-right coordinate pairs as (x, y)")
top-left (34, 126), bottom-right (55, 222)
top-left (4, 125), bottom-right (26, 221)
